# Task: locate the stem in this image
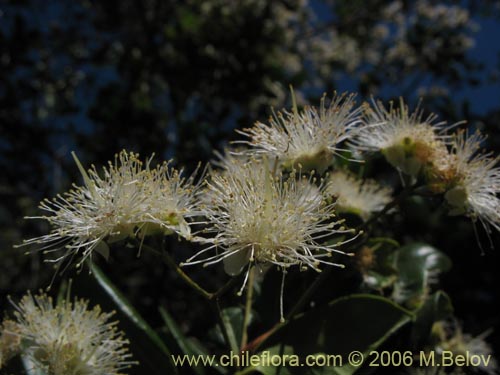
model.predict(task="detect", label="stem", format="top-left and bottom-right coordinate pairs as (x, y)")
top-left (211, 298), bottom-right (234, 354)
top-left (162, 249), bottom-right (214, 300)
top-left (139, 240), bottom-right (240, 355)
top-left (240, 265), bottom-right (255, 350)
top-left (285, 268), bottom-right (332, 321)
top-left (140, 240), bottom-right (240, 300)
top-left (139, 242), bottom-right (213, 300)
top-left (213, 276), bottom-right (241, 299)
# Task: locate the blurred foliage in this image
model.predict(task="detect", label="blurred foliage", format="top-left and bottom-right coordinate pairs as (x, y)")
top-left (1, 0), bottom-right (500, 373)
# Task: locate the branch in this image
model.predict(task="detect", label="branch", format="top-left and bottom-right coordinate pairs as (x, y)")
top-left (240, 266), bottom-right (255, 350)
top-left (139, 242), bottom-right (213, 300)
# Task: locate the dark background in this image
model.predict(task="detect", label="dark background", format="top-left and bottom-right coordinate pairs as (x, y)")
top-left (1, 0), bottom-right (500, 372)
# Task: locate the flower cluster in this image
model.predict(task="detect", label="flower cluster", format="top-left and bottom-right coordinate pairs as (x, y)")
top-left (325, 169), bottom-right (393, 220)
top-left (20, 92), bottom-right (500, 278)
top-left (6, 88), bottom-right (499, 375)
top-left (441, 131), bottom-right (500, 232)
top-left (21, 151), bottom-right (203, 267)
top-left (350, 98), bottom-right (453, 177)
top-left (185, 156), bottom-right (355, 275)
top-left (237, 92), bottom-right (361, 172)
top-left (184, 155), bottom-right (357, 321)
top-left (433, 321), bottom-right (498, 375)
top-left (18, 92), bottom-right (500, 330)
top-left (350, 99), bottom-right (499, 231)
top-left (2, 292), bottom-right (134, 375)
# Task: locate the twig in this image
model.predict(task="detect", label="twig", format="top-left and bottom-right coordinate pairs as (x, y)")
top-left (139, 240), bottom-right (238, 355)
top-left (240, 266), bottom-right (255, 350)
top-left (213, 276), bottom-right (241, 299)
top-left (285, 267), bottom-right (333, 321)
top-left (140, 242), bottom-right (213, 300)
top-left (210, 298), bottom-right (234, 354)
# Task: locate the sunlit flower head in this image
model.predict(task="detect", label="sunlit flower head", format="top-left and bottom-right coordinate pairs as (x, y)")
top-left (351, 98), bottom-right (454, 177)
top-left (210, 148), bottom-right (262, 174)
top-left (184, 156), bottom-right (356, 279)
top-left (442, 131), bottom-right (500, 232)
top-left (325, 170), bottom-right (393, 220)
top-left (184, 157), bottom-right (357, 321)
top-left (20, 150), bottom-right (203, 268)
top-left (9, 291), bottom-right (134, 375)
top-left (236, 92), bottom-right (361, 172)
top-left (138, 160), bottom-right (205, 240)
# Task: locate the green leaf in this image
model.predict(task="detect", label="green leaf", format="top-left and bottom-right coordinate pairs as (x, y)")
top-left (368, 237), bottom-right (400, 250)
top-left (235, 346), bottom-right (296, 375)
top-left (159, 306), bottom-right (200, 356)
top-left (411, 291), bottom-right (453, 347)
top-left (363, 270), bottom-right (397, 290)
top-left (89, 263), bottom-right (178, 374)
top-left (159, 306), bottom-right (226, 374)
top-left (71, 151), bottom-right (96, 196)
top-left (392, 243), bottom-right (452, 307)
top-left (255, 294), bottom-right (412, 375)
top-left (221, 307), bottom-right (245, 354)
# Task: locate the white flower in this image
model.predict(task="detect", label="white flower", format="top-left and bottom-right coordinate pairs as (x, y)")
top-left (138, 160), bottom-right (205, 241)
top-left (9, 292), bottom-right (134, 375)
top-left (438, 323), bottom-right (498, 375)
top-left (443, 131), bottom-right (500, 232)
top-left (189, 158), bottom-right (354, 271)
top-left (236, 92), bottom-right (362, 172)
top-left (462, 334), bottom-right (498, 375)
top-left (325, 170), bottom-right (393, 220)
top-left (184, 157), bottom-right (357, 320)
top-left (351, 98), bottom-right (454, 177)
top-left (20, 150), bottom-right (203, 268)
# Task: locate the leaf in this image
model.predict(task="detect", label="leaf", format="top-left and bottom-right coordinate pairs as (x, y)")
top-left (392, 243), bottom-right (452, 307)
top-left (235, 346), bottom-right (296, 375)
top-left (89, 263), bottom-right (178, 374)
top-left (368, 237), bottom-right (400, 250)
top-left (159, 306), bottom-right (226, 374)
top-left (159, 306), bottom-right (199, 356)
top-left (71, 151), bottom-right (96, 195)
top-left (411, 291), bottom-right (453, 347)
top-left (254, 294), bottom-right (412, 375)
top-left (221, 307), bottom-right (244, 354)
top-left (363, 270), bottom-right (397, 290)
